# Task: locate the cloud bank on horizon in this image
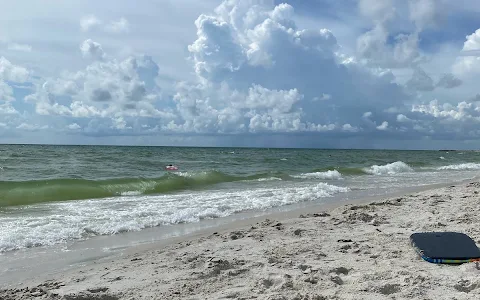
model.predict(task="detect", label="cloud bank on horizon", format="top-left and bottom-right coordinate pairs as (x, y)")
top-left (1, 0), bottom-right (480, 149)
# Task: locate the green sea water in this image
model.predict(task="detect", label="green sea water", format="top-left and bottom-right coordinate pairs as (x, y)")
top-left (1, 144), bottom-right (479, 207)
top-left (1, 144), bottom-right (479, 252)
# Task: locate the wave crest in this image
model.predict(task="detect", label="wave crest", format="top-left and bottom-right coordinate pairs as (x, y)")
top-left (293, 170), bottom-right (343, 180)
top-left (0, 171), bottom-right (288, 207)
top-left (363, 161), bottom-right (413, 175)
top-left (437, 163), bottom-right (480, 170)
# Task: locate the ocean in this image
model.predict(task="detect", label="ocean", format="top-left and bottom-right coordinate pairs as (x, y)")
top-left (1, 144), bottom-right (480, 254)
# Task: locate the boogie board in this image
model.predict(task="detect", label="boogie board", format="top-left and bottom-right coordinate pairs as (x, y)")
top-left (410, 232), bottom-right (480, 264)
top-left (165, 165), bottom-right (179, 171)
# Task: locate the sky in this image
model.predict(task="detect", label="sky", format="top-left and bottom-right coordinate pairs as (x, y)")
top-left (1, 0), bottom-right (480, 149)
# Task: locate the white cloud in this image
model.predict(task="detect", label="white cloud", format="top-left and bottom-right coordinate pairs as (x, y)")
top-left (25, 55), bottom-right (171, 121)
top-left (376, 121), bottom-right (389, 130)
top-left (80, 39), bottom-right (105, 60)
top-left (0, 102), bottom-right (18, 115)
top-left (363, 111), bottom-right (373, 118)
top-left (411, 99), bottom-right (479, 121)
top-left (16, 123), bottom-right (49, 131)
top-left (67, 123), bottom-right (81, 130)
top-left (453, 29), bottom-right (480, 77)
top-left (342, 123), bottom-right (359, 132)
top-left (0, 80), bottom-right (14, 102)
top-left (0, 57), bottom-right (30, 82)
top-left (356, 0), bottom-right (443, 69)
top-left (173, 0), bottom-right (414, 135)
top-left (80, 15), bottom-right (102, 32)
top-left (1, 0), bottom-right (479, 146)
top-left (24, 0), bottom-right (421, 138)
top-left (397, 114), bottom-right (411, 122)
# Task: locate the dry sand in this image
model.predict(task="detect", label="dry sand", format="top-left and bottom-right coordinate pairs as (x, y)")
top-left (1, 181), bottom-right (480, 300)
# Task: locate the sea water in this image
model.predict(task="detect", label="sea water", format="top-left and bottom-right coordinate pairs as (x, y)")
top-left (1, 145), bottom-right (479, 253)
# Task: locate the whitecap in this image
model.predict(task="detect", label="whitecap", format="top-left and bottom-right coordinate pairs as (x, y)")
top-left (293, 170), bottom-right (343, 180)
top-left (363, 161), bottom-right (413, 175)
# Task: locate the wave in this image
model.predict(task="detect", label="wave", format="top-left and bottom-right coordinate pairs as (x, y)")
top-left (312, 167), bottom-right (368, 176)
top-left (0, 182), bottom-right (349, 252)
top-left (363, 161), bottom-right (413, 175)
top-left (0, 171), bottom-right (289, 207)
top-left (292, 170), bottom-right (343, 180)
top-left (255, 177), bottom-right (283, 182)
top-left (437, 163), bottom-right (480, 171)
top-left (311, 162), bottom-right (414, 176)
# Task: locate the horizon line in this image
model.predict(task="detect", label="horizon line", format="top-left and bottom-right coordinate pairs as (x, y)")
top-left (0, 142), bottom-right (470, 152)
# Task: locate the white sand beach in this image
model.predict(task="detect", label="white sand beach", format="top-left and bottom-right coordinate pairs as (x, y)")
top-left (2, 181), bottom-right (480, 300)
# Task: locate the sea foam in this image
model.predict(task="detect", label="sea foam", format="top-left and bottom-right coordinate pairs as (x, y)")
top-left (363, 161), bottom-right (413, 175)
top-left (0, 182), bottom-right (348, 253)
top-left (293, 170), bottom-right (343, 180)
top-left (437, 163), bottom-right (480, 170)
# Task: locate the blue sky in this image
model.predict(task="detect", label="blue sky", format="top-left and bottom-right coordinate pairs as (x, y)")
top-left (1, 0), bottom-right (480, 149)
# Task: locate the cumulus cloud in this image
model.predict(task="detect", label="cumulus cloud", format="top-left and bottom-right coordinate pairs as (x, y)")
top-left (397, 114), bottom-right (411, 122)
top-left (453, 29), bottom-right (480, 77)
top-left (25, 54), bottom-right (173, 131)
top-left (411, 100), bottom-right (478, 121)
top-left (0, 57), bottom-right (30, 82)
top-left (0, 80), bottom-right (14, 102)
top-left (16, 123), bottom-right (49, 131)
top-left (12, 0), bottom-right (480, 144)
top-left (23, 0), bottom-right (416, 138)
top-left (80, 39), bottom-right (105, 60)
top-left (356, 0), bottom-right (443, 68)
top-left (0, 57), bottom-right (28, 122)
top-left (0, 102), bottom-right (18, 115)
top-left (376, 121), bottom-right (389, 130)
top-left (80, 15), bottom-right (101, 32)
top-left (172, 0), bottom-right (413, 135)
top-left (67, 123), bottom-right (81, 130)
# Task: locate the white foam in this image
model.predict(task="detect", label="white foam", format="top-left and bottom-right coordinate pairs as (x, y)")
top-left (176, 172), bottom-right (193, 177)
top-left (363, 161), bottom-right (413, 175)
top-left (437, 163), bottom-right (480, 171)
top-left (293, 170), bottom-right (343, 180)
top-left (439, 156), bottom-right (445, 160)
top-left (121, 191), bottom-right (143, 196)
top-left (0, 182), bottom-right (348, 253)
top-left (255, 177), bottom-right (282, 182)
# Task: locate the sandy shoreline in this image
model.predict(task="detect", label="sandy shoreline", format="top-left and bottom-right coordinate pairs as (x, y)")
top-left (2, 180), bottom-right (480, 299)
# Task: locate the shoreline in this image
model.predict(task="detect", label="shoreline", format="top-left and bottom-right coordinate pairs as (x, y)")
top-left (1, 177), bottom-right (473, 286)
top-left (2, 177), bottom-right (480, 299)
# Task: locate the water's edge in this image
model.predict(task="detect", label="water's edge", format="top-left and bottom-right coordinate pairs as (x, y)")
top-left (1, 175), bottom-right (476, 288)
